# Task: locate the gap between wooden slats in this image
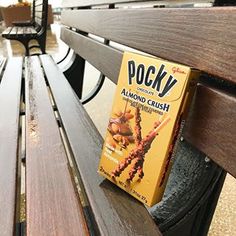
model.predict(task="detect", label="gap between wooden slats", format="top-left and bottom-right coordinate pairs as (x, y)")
top-left (40, 54), bottom-right (162, 236)
top-left (0, 57), bottom-right (23, 236)
top-left (24, 56), bottom-right (89, 236)
top-left (61, 7), bottom-right (236, 82)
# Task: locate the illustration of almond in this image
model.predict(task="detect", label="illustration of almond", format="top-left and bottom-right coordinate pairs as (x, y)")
top-left (119, 124), bottom-right (133, 135)
top-left (111, 123), bottom-right (120, 134)
top-left (106, 137), bottom-right (116, 150)
top-left (124, 113), bottom-right (134, 120)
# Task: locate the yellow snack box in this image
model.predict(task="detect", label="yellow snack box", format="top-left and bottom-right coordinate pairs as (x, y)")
top-left (98, 52), bottom-right (199, 207)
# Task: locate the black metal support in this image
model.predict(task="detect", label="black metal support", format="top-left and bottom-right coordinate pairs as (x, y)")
top-left (63, 54), bottom-right (85, 99)
top-left (20, 40), bottom-right (30, 56)
top-left (37, 35), bottom-right (47, 54)
top-left (57, 48), bottom-right (71, 65)
top-left (214, 0), bottom-right (236, 5)
top-left (81, 73), bottom-right (105, 105)
top-left (150, 139), bottom-right (226, 236)
top-left (192, 170), bottom-right (226, 236)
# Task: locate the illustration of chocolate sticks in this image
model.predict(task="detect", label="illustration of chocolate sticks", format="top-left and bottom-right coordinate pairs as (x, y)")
top-left (133, 107), bottom-right (144, 179)
top-left (111, 116), bottom-right (170, 181)
top-left (134, 107), bottom-right (142, 145)
top-left (128, 117), bottom-right (163, 181)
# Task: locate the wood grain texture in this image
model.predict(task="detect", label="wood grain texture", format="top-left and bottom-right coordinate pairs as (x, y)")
top-left (61, 0), bottom-right (209, 7)
top-left (2, 26), bottom-right (37, 38)
top-left (62, 0), bottom-right (153, 8)
top-left (0, 57), bottom-right (23, 236)
top-left (40, 54), bottom-right (162, 236)
top-left (61, 7), bottom-right (236, 82)
top-left (61, 27), bottom-right (123, 84)
top-left (184, 84), bottom-right (236, 178)
top-left (25, 56), bottom-right (89, 236)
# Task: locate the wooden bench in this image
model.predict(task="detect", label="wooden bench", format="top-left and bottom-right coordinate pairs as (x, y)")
top-left (2, 0), bottom-right (48, 56)
top-left (0, 0), bottom-right (235, 235)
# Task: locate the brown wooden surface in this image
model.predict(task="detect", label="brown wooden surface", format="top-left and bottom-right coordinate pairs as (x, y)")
top-left (61, 27), bottom-right (123, 84)
top-left (184, 84), bottom-right (236, 178)
top-left (61, 7), bottom-right (236, 82)
top-left (0, 57), bottom-right (22, 236)
top-left (25, 56), bottom-right (89, 236)
top-left (62, 0), bottom-right (210, 7)
top-left (62, 0), bottom-right (153, 7)
top-left (40, 54), bottom-right (162, 236)
top-left (2, 26), bottom-right (37, 38)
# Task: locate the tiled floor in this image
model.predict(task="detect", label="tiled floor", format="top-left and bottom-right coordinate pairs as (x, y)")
top-left (0, 21), bottom-right (235, 236)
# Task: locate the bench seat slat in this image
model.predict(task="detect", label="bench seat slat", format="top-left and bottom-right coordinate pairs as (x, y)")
top-left (62, 7), bottom-right (236, 82)
top-left (2, 27), bottom-right (37, 38)
top-left (2, 27), bottom-right (12, 35)
top-left (40, 54), bottom-right (162, 236)
top-left (0, 57), bottom-right (22, 236)
top-left (184, 84), bottom-right (236, 178)
top-left (25, 56), bottom-right (89, 236)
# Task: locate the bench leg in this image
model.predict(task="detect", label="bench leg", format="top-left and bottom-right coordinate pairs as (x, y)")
top-left (37, 36), bottom-right (47, 54)
top-left (19, 40), bottom-right (30, 56)
top-left (191, 170), bottom-right (226, 236)
top-left (150, 140), bottom-right (226, 236)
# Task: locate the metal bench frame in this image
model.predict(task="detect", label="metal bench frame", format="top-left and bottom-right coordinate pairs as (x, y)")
top-left (2, 0), bottom-right (48, 55)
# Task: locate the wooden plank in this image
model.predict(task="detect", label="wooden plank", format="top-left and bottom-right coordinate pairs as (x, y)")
top-left (62, 0), bottom-right (209, 7)
top-left (2, 27), bottom-right (13, 36)
top-left (17, 27), bottom-right (24, 34)
top-left (24, 27), bottom-right (37, 35)
top-left (35, 11), bottom-right (43, 19)
top-left (25, 56), bottom-right (89, 236)
top-left (0, 57), bottom-right (23, 236)
top-left (61, 7), bottom-right (236, 82)
top-left (40, 54), bottom-right (162, 236)
top-left (28, 27), bottom-right (37, 34)
top-left (62, 0), bottom-right (152, 7)
top-left (61, 27), bottom-right (123, 84)
top-left (9, 26), bottom-right (18, 35)
top-left (184, 84), bottom-right (236, 178)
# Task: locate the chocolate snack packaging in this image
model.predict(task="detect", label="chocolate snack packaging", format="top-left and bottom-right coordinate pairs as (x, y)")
top-left (98, 52), bottom-right (199, 206)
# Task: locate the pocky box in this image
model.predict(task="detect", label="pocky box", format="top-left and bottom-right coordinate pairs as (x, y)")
top-left (98, 52), bottom-right (199, 206)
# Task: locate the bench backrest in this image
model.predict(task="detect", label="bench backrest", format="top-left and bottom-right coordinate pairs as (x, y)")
top-left (61, 0), bottom-right (236, 177)
top-left (33, 0), bottom-right (48, 32)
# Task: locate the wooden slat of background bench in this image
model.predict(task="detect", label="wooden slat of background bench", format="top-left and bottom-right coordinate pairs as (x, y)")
top-left (24, 56), bottom-right (89, 236)
top-left (2, 27), bottom-right (12, 35)
top-left (61, 7), bottom-right (236, 82)
top-left (184, 84), bottom-right (236, 178)
top-left (2, 27), bottom-right (37, 39)
top-left (0, 57), bottom-right (22, 236)
top-left (40, 54), bottom-right (162, 236)
top-left (61, 27), bottom-right (236, 177)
